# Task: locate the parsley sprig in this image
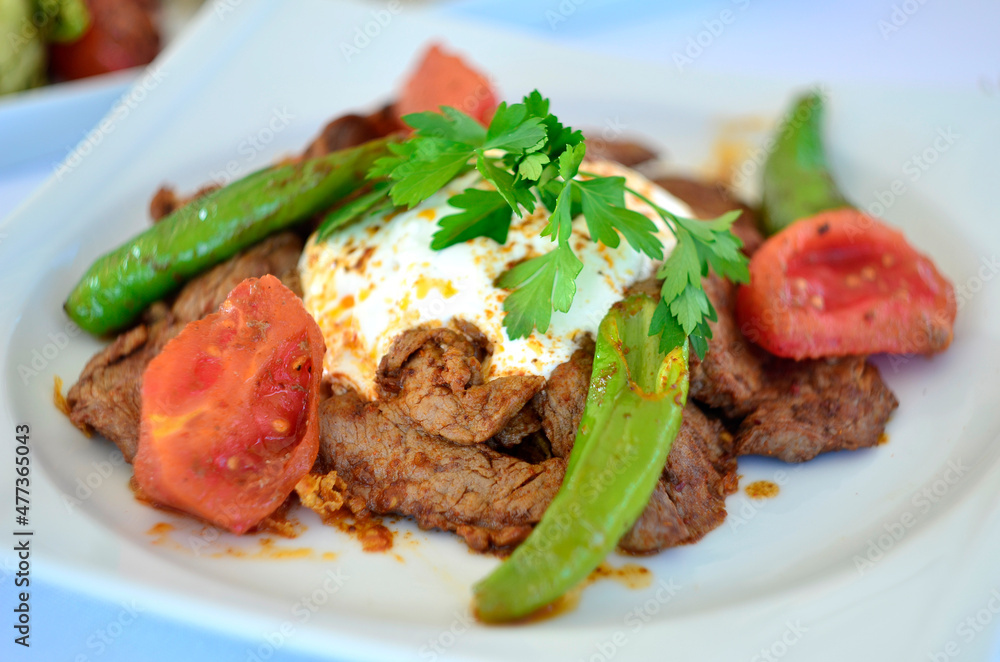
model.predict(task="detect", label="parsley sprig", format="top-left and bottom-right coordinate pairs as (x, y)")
top-left (316, 91), bottom-right (749, 358)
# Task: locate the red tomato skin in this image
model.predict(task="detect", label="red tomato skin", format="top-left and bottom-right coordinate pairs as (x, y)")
top-left (134, 275), bottom-right (325, 534)
top-left (395, 43), bottom-right (498, 125)
top-left (735, 209), bottom-right (956, 359)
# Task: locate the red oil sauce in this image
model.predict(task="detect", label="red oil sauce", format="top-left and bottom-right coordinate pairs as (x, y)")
top-left (745, 480), bottom-right (780, 499)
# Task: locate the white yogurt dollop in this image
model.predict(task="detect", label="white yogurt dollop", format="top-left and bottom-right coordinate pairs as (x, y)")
top-left (299, 159), bottom-right (692, 399)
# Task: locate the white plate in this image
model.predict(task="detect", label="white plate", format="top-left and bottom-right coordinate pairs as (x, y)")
top-left (2, 1), bottom-right (1000, 660)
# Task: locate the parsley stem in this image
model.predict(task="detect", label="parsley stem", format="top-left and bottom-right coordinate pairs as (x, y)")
top-left (622, 185), bottom-right (680, 240)
top-left (576, 170), bottom-right (680, 240)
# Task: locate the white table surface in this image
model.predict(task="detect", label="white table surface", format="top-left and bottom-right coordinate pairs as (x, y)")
top-left (1, 0), bottom-right (998, 660)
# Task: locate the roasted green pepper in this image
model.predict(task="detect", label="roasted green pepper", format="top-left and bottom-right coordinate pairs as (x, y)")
top-left (761, 91), bottom-right (850, 236)
top-left (65, 137), bottom-right (393, 336)
top-left (473, 293), bottom-right (689, 623)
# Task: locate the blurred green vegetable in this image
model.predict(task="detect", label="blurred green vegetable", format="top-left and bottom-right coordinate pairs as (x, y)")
top-left (761, 91), bottom-right (850, 236)
top-left (38, 0), bottom-right (90, 42)
top-left (0, 0), bottom-right (89, 95)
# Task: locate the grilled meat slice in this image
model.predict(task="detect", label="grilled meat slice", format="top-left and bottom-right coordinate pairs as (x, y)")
top-left (317, 390), bottom-right (566, 552)
top-left (619, 403), bottom-right (738, 553)
top-left (492, 407), bottom-right (544, 449)
top-left (583, 134), bottom-right (658, 167)
top-left (532, 340), bottom-right (595, 459)
top-left (66, 310), bottom-right (178, 462)
top-left (688, 276), bottom-right (898, 462)
top-left (735, 357), bottom-right (898, 462)
top-left (301, 104), bottom-right (400, 160)
top-left (376, 327), bottom-right (545, 445)
top-left (689, 275), bottom-right (769, 418)
top-left (618, 481), bottom-right (689, 553)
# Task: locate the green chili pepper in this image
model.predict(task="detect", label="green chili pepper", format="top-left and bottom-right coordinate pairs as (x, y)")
top-left (761, 91), bottom-right (850, 236)
top-left (472, 293), bottom-right (689, 623)
top-left (65, 137), bottom-right (394, 336)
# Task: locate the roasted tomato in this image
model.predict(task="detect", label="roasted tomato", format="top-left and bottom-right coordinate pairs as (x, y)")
top-left (49, 0), bottom-right (159, 81)
top-left (736, 209), bottom-right (956, 359)
top-left (395, 43), bottom-right (498, 125)
top-left (134, 275), bottom-right (325, 534)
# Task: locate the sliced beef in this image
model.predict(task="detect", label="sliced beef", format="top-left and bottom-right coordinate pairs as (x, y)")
top-left (149, 184), bottom-right (220, 222)
top-left (688, 275), bottom-right (898, 462)
top-left (735, 357), bottom-right (898, 462)
top-left (655, 176), bottom-right (764, 255)
top-left (619, 403), bottom-right (738, 553)
top-left (662, 404), bottom-right (737, 541)
top-left (302, 114), bottom-right (384, 160)
top-left (170, 233), bottom-right (302, 320)
top-left (66, 233), bottom-right (304, 461)
top-left (375, 327), bottom-right (545, 445)
top-left (493, 406), bottom-right (543, 449)
top-left (66, 309), bottom-right (176, 462)
top-left (618, 480), bottom-right (688, 553)
top-left (301, 105), bottom-right (400, 160)
top-left (689, 275), bottom-right (767, 418)
top-left (491, 431), bottom-right (553, 465)
top-left (532, 341), bottom-right (594, 459)
top-left (317, 390), bottom-right (566, 552)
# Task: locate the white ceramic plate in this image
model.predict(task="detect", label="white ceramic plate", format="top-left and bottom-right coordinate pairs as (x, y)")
top-left (2, 1), bottom-right (999, 660)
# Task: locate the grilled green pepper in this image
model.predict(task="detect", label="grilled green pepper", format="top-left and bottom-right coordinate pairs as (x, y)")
top-left (65, 137), bottom-right (393, 336)
top-left (473, 293), bottom-right (689, 623)
top-left (761, 91), bottom-right (850, 236)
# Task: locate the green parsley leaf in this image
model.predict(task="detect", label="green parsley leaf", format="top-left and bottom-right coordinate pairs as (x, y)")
top-left (387, 140), bottom-right (474, 208)
top-left (368, 90), bottom-right (749, 357)
top-left (431, 189), bottom-right (513, 250)
top-left (576, 177), bottom-right (662, 259)
top-left (675, 212), bottom-right (749, 283)
top-left (669, 282), bottom-right (712, 334)
top-left (656, 229), bottom-right (700, 302)
top-left (645, 209), bottom-right (750, 357)
top-left (539, 182), bottom-right (574, 242)
top-left (476, 154), bottom-right (536, 216)
top-left (523, 90), bottom-right (549, 118)
top-left (402, 112), bottom-right (455, 138)
top-left (403, 107), bottom-right (486, 146)
top-left (368, 141), bottom-right (417, 180)
top-left (537, 175), bottom-right (564, 213)
top-left (688, 323), bottom-right (710, 360)
top-left (484, 102), bottom-right (547, 152)
top-left (558, 143), bottom-right (586, 180)
top-left (522, 90), bottom-right (583, 157)
top-left (497, 242), bottom-right (583, 338)
top-left (648, 303), bottom-right (688, 354)
top-left (517, 153), bottom-right (550, 181)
